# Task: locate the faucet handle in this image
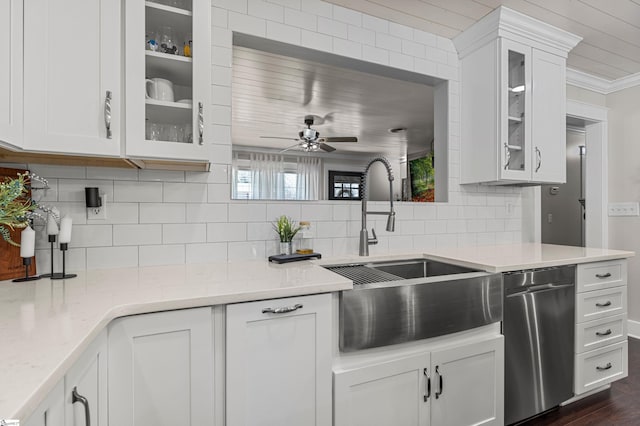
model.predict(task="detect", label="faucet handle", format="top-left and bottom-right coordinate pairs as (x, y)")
top-left (369, 228), bottom-right (378, 245)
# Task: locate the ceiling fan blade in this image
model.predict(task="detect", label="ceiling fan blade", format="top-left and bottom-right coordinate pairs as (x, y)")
top-left (279, 142), bottom-right (302, 153)
top-left (260, 136), bottom-right (300, 141)
top-left (319, 136), bottom-right (358, 143)
top-left (319, 143), bottom-right (336, 152)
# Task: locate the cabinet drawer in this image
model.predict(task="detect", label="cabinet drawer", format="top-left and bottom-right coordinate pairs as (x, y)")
top-left (575, 314), bottom-right (626, 353)
top-left (577, 260), bottom-right (626, 293)
top-left (575, 341), bottom-right (628, 395)
top-left (576, 286), bottom-right (626, 323)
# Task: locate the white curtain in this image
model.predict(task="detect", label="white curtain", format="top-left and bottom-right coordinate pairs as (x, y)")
top-left (250, 153), bottom-right (285, 200)
top-left (296, 156), bottom-right (321, 200)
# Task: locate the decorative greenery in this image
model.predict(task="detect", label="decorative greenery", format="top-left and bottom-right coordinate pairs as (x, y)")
top-left (273, 215), bottom-right (301, 242)
top-left (0, 172), bottom-right (48, 246)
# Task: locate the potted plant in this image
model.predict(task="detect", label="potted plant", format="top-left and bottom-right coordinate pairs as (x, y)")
top-left (273, 215), bottom-right (301, 255)
top-left (0, 172), bottom-right (38, 246)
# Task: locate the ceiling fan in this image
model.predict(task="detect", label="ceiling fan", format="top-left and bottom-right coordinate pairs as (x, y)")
top-left (260, 115), bottom-right (358, 153)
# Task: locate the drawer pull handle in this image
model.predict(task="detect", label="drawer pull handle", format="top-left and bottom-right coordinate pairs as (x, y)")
top-left (596, 362), bottom-right (612, 371)
top-left (435, 366), bottom-right (443, 399)
top-left (262, 303), bottom-right (303, 314)
top-left (596, 329), bottom-right (612, 337)
top-left (595, 273), bottom-right (612, 279)
top-left (423, 368), bottom-right (430, 401)
top-left (72, 386), bottom-right (91, 426)
top-left (596, 301), bottom-right (612, 308)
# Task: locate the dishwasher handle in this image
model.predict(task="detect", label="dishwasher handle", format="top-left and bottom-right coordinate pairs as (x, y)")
top-left (506, 282), bottom-right (574, 297)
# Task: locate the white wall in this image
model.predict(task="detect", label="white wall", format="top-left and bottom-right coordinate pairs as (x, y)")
top-left (606, 84), bottom-right (640, 323)
top-left (5, 0), bottom-right (524, 272)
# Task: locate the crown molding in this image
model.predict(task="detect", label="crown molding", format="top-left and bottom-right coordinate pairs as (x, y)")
top-left (567, 68), bottom-right (640, 95)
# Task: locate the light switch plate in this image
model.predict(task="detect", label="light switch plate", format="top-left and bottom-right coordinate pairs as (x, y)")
top-left (608, 202), bottom-right (639, 217)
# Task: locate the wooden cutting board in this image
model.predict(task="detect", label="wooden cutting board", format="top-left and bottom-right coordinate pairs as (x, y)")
top-left (0, 167), bottom-right (37, 281)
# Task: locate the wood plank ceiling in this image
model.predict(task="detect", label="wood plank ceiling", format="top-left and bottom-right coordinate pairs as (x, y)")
top-left (325, 0), bottom-right (640, 81)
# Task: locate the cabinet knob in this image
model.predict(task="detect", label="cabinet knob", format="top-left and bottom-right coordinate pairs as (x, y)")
top-left (72, 386), bottom-right (91, 426)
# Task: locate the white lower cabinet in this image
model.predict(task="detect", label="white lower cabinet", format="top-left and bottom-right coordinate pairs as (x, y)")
top-left (23, 380), bottom-right (65, 426)
top-left (65, 330), bottom-right (108, 426)
top-left (108, 307), bottom-right (214, 426)
top-left (226, 293), bottom-right (332, 426)
top-left (334, 336), bottom-right (504, 426)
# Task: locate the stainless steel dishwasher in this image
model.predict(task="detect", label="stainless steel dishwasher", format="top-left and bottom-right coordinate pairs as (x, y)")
top-left (503, 265), bottom-right (575, 425)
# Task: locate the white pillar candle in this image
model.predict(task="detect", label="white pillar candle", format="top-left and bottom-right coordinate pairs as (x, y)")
top-left (47, 213), bottom-right (59, 236)
top-left (59, 216), bottom-right (73, 244)
top-left (19, 226), bottom-right (35, 258)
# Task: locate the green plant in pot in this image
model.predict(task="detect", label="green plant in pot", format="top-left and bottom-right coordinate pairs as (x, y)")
top-left (273, 215), bottom-right (301, 255)
top-left (0, 172), bottom-right (38, 246)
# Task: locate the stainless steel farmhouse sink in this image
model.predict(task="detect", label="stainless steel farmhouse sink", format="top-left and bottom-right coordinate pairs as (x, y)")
top-left (323, 258), bottom-right (503, 352)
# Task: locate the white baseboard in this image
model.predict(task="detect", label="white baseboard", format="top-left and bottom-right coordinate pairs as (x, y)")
top-left (628, 319), bottom-right (640, 339)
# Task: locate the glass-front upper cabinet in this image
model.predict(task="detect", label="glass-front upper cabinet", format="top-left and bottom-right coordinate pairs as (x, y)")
top-left (125, 0), bottom-right (210, 163)
top-left (501, 39), bottom-right (531, 181)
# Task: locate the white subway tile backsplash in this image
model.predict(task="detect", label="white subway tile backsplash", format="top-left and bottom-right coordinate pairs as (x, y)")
top-left (267, 21), bottom-right (302, 43)
top-left (389, 22), bottom-right (413, 39)
top-left (348, 25), bottom-right (375, 45)
top-left (212, 85), bottom-right (232, 106)
top-left (376, 33), bottom-right (401, 52)
top-left (362, 45), bottom-right (389, 65)
top-left (30, 164), bottom-right (86, 179)
top-left (333, 5), bottom-right (361, 26)
top-left (266, 203), bottom-right (301, 221)
top-left (208, 222), bottom-right (247, 242)
top-left (139, 170), bottom-right (185, 182)
top-left (88, 203), bottom-right (139, 225)
top-left (301, 0), bottom-right (332, 18)
top-left (228, 203), bottom-right (267, 222)
top-left (284, 8), bottom-right (317, 30)
top-left (248, 0), bottom-right (284, 22)
top-left (212, 7), bottom-right (229, 28)
top-left (212, 26), bottom-right (233, 47)
top-left (317, 17), bottom-right (347, 38)
top-left (114, 181), bottom-right (163, 202)
top-left (139, 245), bottom-right (186, 267)
top-left (211, 105), bottom-right (232, 126)
top-left (208, 183), bottom-right (231, 203)
top-left (187, 203), bottom-right (228, 223)
top-left (212, 46), bottom-right (233, 67)
top-left (70, 225), bottom-right (113, 248)
top-left (247, 222), bottom-right (273, 241)
top-left (163, 224), bottom-right (207, 244)
top-left (212, 66), bottom-right (232, 86)
top-left (388, 235), bottom-right (414, 251)
top-left (212, 124), bottom-right (231, 143)
top-left (267, 0), bottom-right (300, 9)
top-left (58, 180), bottom-right (114, 203)
top-left (389, 51), bottom-right (413, 71)
top-left (333, 38), bottom-right (361, 58)
top-left (413, 235), bottom-right (436, 250)
top-left (212, 0), bottom-right (247, 13)
top-left (301, 29), bottom-right (332, 51)
top-left (362, 14), bottom-right (388, 33)
top-left (413, 29), bottom-right (437, 47)
top-left (300, 204), bottom-right (332, 221)
top-left (36, 247), bottom-right (86, 273)
top-left (316, 220), bottom-right (347, 238)
top-left (140, 203), bottom-right (185, 223)
top-left (228, 241), bottom-right (266, 260)
top-left (186, 242), bottom-right (228, 263)
top-left (85, 247), bottom-right (137, 269)
top-left (229, 11), bottom-right (266, 36)
top-left (402, 39), bottom-right (425, 58)
top-left (414, 58), bottom-right (437, 76)
top-left (113, 224), bottom-right (161, 246)
top-left (164, 183), bottom-right (208, 203)
top-left (186, 165), bottom-right (229, 184)
top-left (86, 167), bottom-right (138, 181)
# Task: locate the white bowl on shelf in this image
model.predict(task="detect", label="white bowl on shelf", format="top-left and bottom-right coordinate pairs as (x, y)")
top-left (177, 99), bottom-right (193, 105)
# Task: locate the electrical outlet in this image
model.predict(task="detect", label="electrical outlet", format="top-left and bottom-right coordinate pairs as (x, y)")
top-left (608, 202), bottom-right (639, 217)
top-left (87, 194), bottom-right (107, 220)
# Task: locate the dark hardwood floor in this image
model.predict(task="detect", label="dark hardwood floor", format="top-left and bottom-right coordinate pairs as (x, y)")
top-left (520, 337), bottom-right (640, 426)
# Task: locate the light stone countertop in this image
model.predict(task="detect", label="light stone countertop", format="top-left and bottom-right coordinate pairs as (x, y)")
top-left (1, 243), bottom-right (634, 421)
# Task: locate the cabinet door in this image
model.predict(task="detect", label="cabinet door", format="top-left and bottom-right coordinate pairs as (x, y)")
top-left (531, 49), bottom-right (566, 183)
top-left (23, 380), bottom-right (65, 426)
top-left (108, 308), bottom-right (214, 426)
top-left (334, 354), bottom-right (430, 426)
top-left (23, 0), bottom-right (120, 156)
top-left (0, 0), bottom-right (23, 148)
top-left (499, 38), bottom-right (532, 182)
top-left (430, 336), bottom-right (504, 426)
top-left (124, 0), bottom-right (211, 162)
top-left (226, 294), bottom-right (332, 426)
top-left (64, 330), bottom-right (107, 426)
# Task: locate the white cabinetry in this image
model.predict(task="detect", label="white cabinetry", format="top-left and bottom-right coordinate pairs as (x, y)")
top-left (23, 0), bottom-right (121, 156)
top-left (23, 381), bottom-right (65, 426)
top-left (108, 307), bottom-right (214, 426)
top-left (226, 294), bottom-right (332, 426)
top-left (0, 0), bottom-right (23, 149)
top-left (334, 335), bottom-right (504, 426)
top-left (64, 330), bottom-right (108, 426)
top-left (574, 259), bottom-right (629, 394)
top-left (454, 6), bottom-right (581, 185)
top-left (125, 0), bottom-right (211, 162)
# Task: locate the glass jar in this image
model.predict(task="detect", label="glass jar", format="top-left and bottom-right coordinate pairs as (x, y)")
top-left (296, 221), bottom-right (314, 254)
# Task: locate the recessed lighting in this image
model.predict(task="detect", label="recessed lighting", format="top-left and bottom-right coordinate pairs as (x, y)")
top-left (388, 127), bottom-right (407, 133)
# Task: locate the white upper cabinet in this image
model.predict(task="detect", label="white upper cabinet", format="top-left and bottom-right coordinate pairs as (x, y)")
top-left (454, 6), bottom-right (581, 185)
top-left (23, 0), bottom-right (121, 157)
top-left (124, 0), bottom-right (211, 163)
top-left (0, 0), bottom-right (23, 149)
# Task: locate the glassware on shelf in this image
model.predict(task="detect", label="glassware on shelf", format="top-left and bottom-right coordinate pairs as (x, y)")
top-left (159, 25), bottom-right (178, 55)
top-left (183, 39), bottom-right (192, 57)
top-left (146, 122), bottom-right (161, 141)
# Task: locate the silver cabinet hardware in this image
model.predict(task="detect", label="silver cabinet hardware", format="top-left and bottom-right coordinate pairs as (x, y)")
top-left (595, 301), bottom-right (612, 308)
top-left (423, 368), bottom-right (430, 402)
top-left (535, 147), bottom-right (541, 172)
top-left (596, 329), bottom-right (612, 337)
top-left (504, 143), bottom-right (511, 170)
top-left (198, 101), bottom-right (204, 145)
top-left (596, 362), bottom-right (612, 371)
top-left (435, 366), bottom-right (443, 399)
top-left (595, 273), bottom-right (612, 279)
top-left (262, 303), bottom-right (303, 314)
top-left (72, 386), bottom-right (91, 426)
top-left (104, 91), bottom-right (112, 139)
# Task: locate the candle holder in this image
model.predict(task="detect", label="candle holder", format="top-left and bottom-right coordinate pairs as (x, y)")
top-left (50, 243), bottom-right (77, 280)
top-left (39, 234), bottom-right (57, 278)
top-left (12, 257), bottom-right (42, 283)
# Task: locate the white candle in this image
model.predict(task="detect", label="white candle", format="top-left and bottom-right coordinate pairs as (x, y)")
top-left (19, 226), bottom-right (35, 258)
top-left (47, 213), bottom-right (59, 236)
top-left (59, 216), bottom-right (73, 244)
